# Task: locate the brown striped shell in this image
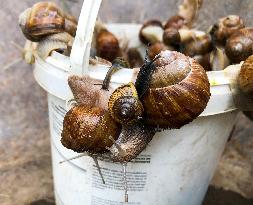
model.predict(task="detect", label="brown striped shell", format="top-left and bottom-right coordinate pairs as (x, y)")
top-left (164, 15), bottom-right (186, 30)
top-left (140, 50), bottom-right (210, 129)
top-left (225, 28), bottom-right (253, 63)
top-left (61, 105), bottom-right (121, 154)
top-left (213, 15), bottom-right (245, 44)
top-left (108, 83), bottom-right (144, 126)
top-left (19, 2), bottom-right (77, 42)
top-left (19, 2), bottom-right (65, 42)
top-left (238, 55), bottom-right (253, 96)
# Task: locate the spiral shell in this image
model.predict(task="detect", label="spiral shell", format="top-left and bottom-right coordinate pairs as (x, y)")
top-left (19, 2), bottom-right (65, 42)
top-left (148, 42), bottom-right (170, 60)
top-left (225, 28), bottom-right (253, 63)
top-left (138, 50), bottom-right (210, 129)
top-left (238, 55), bottom-right (253, 96)
top-left (108, 83), bottom-right (144, 125)
top-left (213, 15), bottom-right (245, 44)
top-left (61, 105), bottom-right (121, 154)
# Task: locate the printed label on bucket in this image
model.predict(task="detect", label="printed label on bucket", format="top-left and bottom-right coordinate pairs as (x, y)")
top-left (48, 94), bottom-right (152, 204)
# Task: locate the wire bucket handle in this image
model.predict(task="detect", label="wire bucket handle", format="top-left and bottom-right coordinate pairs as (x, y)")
top-left (69, 0), bottom-right (102, 75)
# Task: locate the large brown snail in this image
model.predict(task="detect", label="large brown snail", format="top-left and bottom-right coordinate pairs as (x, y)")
top-left (136, 50), bottom-right (211, 129)
top-left (19, 2), bottom-right (77, 42)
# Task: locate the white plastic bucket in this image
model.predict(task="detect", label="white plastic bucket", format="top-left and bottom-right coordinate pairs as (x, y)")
top-left (33, 1), bottom-right (238, 204)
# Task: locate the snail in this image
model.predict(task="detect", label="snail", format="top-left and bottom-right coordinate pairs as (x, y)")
top-left (19, 2), bottom-right (77, 42)
top-left (108, 83), bottom-right (155, 162)
top-left (225, 28), bottom-right (253, 64)
top-left (139, 20), bottom-right (164, 45)
top-left (211, 15), bottom-right (245, 45)
top-left (136, 50), bottom-right (211, 129)
top-left (95, 22), bottom-right (120, 62)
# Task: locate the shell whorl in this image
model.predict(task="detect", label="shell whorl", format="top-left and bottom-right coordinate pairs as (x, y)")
top-left (61, 105), bottom-right (121, 154)
top-left (140, 50), bottom-right (211, 129)
top-left (108, 83), bottom-right (144, 126)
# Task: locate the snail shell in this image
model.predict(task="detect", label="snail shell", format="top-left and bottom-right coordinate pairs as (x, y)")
top-left (61, 105), bottom-right (121, 154)
top-left (238, 55), bottom-right (253, 96)
top-left (212, 15), bottom-right (245, 44)
top-left (19, 2), bottom-right (65, 42)
top-left (96, 29), bottom-right (120, 62)
top-left (138, 50), bottom-right (210, 129)
top-left (225, 28), bottom-right (253, 63)
top-left (108, 83), bottom-right (144, 125)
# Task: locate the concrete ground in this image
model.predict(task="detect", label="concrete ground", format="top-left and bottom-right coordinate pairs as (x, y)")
top-left (0, 0), bottom-right (252, 204)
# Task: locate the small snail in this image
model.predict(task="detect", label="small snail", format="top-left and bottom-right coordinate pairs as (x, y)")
top-left (96, 27), bottom-right (120, 62)
top-left (61, 105), bottom-right (121, 154)
top-left (137, 50), bottom-right (211, 129)
top-left (19, 2), bottom-right (77, 42)
top-left (211, 15), bottom-right (245, 45)
top-left (139, 20), bottom-right (164, 45)
top-left (225, 28), bottom-right (253, 64)
top-left (108, 83), bottom-right (155, 162)
top-left (108, 83), bottom-right (144, 125)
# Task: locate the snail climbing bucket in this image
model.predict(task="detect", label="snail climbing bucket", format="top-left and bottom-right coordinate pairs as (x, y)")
top-left (33, 0), bottom-right (238, 205)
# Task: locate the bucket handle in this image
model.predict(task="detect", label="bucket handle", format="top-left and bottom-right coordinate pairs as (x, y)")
top-left (69, 0), bottom-right (102, 75)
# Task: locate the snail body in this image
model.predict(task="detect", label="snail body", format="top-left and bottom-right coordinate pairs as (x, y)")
top-left (137, 50), bottom-right (210, 129)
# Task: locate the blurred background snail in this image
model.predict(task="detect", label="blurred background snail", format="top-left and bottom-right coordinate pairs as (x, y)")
top-left (19, 2), bottom-right (77, 42)
top-left (19, 1), bottom-right (77, 61)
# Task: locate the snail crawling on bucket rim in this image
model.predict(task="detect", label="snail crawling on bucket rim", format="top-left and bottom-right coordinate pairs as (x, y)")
top-left (61, 50), bottom-right (211, 163)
